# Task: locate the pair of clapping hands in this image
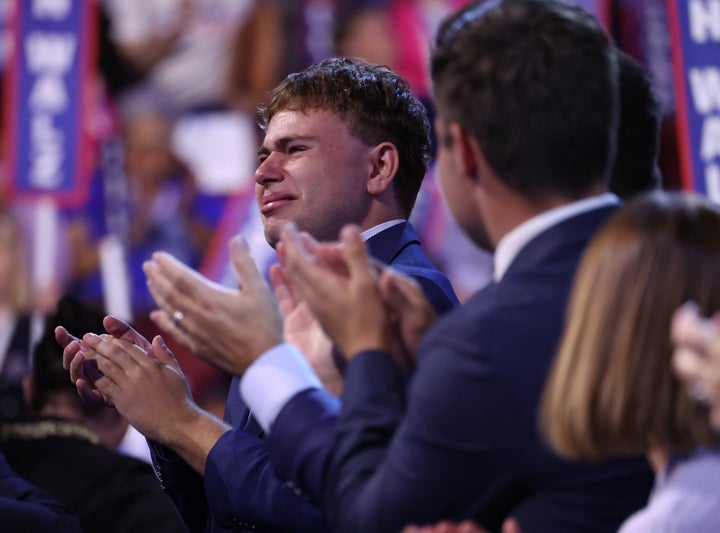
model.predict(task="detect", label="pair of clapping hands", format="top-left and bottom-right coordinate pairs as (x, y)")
top-left (56, 223), bottom-right (436, 423)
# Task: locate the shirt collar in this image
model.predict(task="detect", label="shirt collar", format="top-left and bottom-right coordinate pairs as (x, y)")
top-left (493, 193), bottom-right (619, 282)
top-left (360, 219), bottom-right (406, 241)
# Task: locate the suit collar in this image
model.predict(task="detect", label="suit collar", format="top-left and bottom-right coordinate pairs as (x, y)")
top-left (501, 202), bottom-right (618, 282)
top-left (494, 193), bottom-right (619, 281)
top-left (365, 221), bottom-right (420, 266)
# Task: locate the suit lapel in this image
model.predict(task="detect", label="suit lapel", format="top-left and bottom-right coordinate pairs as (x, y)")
top-left (366, 222), bottom-right (420, 266)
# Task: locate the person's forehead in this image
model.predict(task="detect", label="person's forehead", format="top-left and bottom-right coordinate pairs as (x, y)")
top-left (265, 109), bottom-right (350, 137)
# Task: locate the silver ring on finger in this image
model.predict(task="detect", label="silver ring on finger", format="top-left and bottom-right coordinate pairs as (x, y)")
top-left (172, 310), bottom-right (185, 329)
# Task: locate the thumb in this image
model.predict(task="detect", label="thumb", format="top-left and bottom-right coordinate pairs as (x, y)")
top-left (151, 335), bottom-right (179, 369)
top-left (229, 236), bottom-right (265, 290)
top-left (269, 264), bottom-right (296, 319)
top-left (340, 225), bottom-right (374, 282)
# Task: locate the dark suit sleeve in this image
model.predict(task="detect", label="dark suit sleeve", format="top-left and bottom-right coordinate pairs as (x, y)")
top-left (325, 342), bottom-right (523, 533)
top-left (150, 441), bottom-right (211, 532)
top-left (204, 428), bottom-right (325, 532)
top-left (268, 388), bottom-right (342, 499)
top-left (0, 454), bottom-right (81, 532)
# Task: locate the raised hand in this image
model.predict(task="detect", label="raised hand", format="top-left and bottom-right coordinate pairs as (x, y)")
top-left (144, 235), bottom-right (284, 376)
top-left (56, 315), bottom-right (156, 406)
top-left (56, 325), bottom-right (108, 406)
top-left (671, 302), bottom-right (720, 429)
top-left (278, 223), bottom-right (392, 360)
top-left (269, 263), bottom-right (342, 395)
top-left (84, 332), bottom-right (230, 473)
top-left (378, 268), bottom-right (437, 372)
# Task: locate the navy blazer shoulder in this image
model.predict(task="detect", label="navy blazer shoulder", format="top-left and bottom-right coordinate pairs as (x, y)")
top-left (365, 221), bottom-right (458, 317)
top-left (151, 221), bottom-right (458, 532)
top-left (0, 453), bottom-right (81, 532)
top-left (282, 205), bottom-right (653, 533)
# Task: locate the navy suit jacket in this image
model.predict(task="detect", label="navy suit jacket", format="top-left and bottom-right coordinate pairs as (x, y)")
top-left (268, 206), bottom-right (654, 533)
top-left (0, 453), bottom-right (81, 532)
top-left (150, 221), bottom-right (458, 532)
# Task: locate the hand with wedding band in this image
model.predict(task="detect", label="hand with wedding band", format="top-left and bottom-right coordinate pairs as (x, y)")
top-left (143, 235), bottom-right (284, 377)
top-left (172, 310), bottom-right (185, 329)
top-left (671, 302), bottom-right (720, 430)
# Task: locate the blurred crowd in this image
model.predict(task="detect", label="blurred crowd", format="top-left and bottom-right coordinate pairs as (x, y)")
top-left (0, 1), bottom-right (700, 531)
top-left (1, 0), bottom-right (508, 417)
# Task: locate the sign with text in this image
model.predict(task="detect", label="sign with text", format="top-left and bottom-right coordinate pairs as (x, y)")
top-left (3, 0), bottom-right (96, 207)
top-left (667, 0), bottom-right (720, 200)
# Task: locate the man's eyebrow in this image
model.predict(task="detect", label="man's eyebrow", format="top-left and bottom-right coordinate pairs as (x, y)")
top-left (257, 135), bottom-right (317, 158)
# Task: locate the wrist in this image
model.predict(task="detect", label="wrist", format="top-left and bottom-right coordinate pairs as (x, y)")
top-left (161, 406), bottom-right (231, 475)
top-left (342, 329), bottom-right (393, 361)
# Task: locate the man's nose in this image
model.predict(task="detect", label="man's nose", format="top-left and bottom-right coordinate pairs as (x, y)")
top-left (255, 152), bottom-right (284, 184)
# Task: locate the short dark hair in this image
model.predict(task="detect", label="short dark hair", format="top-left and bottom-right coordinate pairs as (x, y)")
top-left (431, 0), bottom-right (618, 201)
top-left (609, 50), bottom-right (662, 201)
top-left (258, 56), bottom-right (431, 217)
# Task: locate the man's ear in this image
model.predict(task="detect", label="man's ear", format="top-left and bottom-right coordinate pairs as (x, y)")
top-left (449, 122), bottom-right (480, 182)
top-left (367, 142), bottom-right (399, 195)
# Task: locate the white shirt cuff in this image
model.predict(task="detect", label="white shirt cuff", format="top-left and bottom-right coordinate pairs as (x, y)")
top-left (239, 343), bottom-right (323, 433)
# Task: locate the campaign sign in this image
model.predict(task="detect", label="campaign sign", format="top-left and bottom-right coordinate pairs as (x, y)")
top-left (3, 0), bottom-right (95, 207)
top-left (667, 0), bottom-right (720, 200)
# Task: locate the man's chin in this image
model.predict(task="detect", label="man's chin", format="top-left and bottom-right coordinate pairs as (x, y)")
top-left (264, 218), bottom-right (291, 249)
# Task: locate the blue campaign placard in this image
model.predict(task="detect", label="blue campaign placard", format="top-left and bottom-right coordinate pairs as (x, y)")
top-left (3, 0), bottom-right (95, 207)
top-left (667, 0), bottom-right (720, 201)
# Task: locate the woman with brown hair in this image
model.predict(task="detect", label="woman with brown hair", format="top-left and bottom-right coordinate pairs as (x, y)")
top-left (540, 191), bottom-right (720, 532)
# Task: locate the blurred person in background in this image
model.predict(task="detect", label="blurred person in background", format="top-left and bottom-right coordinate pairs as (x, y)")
top-left (0, 208), bottom-right (41, 423)
top-left (609, 50), bottom-right (662, 201)
top-left (101, 0), bottom-right (278, 214)
top-left (0, 451), bottom-right (81, 532)
top-left (65, 94), bottom-right (212, 321)
top-left (0, 295), bottom-right (186, 533)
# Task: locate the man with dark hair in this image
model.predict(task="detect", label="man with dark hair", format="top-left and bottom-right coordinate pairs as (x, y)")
top-left (232, 1), bottom-right (653, 532)
top-left (60, 57), bottom-right (457, 532)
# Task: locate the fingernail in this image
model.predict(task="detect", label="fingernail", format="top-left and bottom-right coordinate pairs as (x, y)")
top-left (156, 335), bottom-right (168, 349)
